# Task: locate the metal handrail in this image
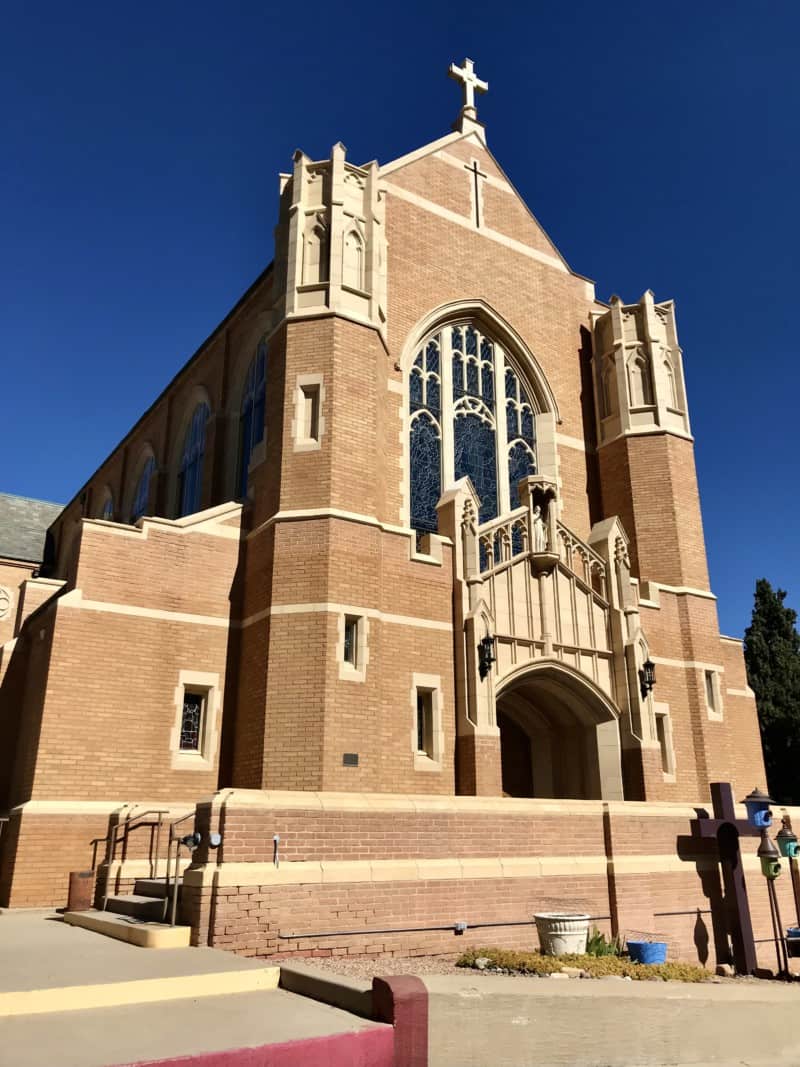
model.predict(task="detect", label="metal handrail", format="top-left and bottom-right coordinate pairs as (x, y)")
top-left (165, 811), bottom-right (196, 926)
top-left (100, 808), bottom-right (170, 911)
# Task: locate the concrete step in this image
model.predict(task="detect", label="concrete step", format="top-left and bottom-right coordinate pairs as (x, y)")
top-left (106, 894), bottom-right (167, 922)
top-left (64, 909), bottom-right (192, 948)
top-left (134, 877), bottom-right (180, 900)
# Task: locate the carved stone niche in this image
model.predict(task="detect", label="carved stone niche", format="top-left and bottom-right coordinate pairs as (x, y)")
top-left (519, 475), bottom-right (559, 575)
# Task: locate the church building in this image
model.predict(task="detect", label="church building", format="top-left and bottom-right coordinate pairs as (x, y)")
top-left (0, 61), bottom-right (770, 961)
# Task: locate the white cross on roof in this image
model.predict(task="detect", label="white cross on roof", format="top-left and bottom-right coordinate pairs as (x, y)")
top-left (448, 57), bottom-right (488, 118)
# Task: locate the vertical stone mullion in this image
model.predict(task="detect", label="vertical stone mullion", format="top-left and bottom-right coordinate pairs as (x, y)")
top-left (495, 344), bottom-right (510, 516)
top-left (441, 327), bottom-right (455, 490)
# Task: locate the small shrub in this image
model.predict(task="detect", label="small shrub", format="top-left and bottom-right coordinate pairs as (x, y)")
top-left (585, 927), bottom-right (622, 957)
top-left (456, 947), bottom-right (708, 983)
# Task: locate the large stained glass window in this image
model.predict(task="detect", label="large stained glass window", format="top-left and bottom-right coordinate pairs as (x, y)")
top-left (238, 343), bottom-right (267, 498)
top-left (409, 338), bottom-right (442, 536)
top-left (130, 455), bottom-right (156, 523)
top-left (408, 322), bottom-right (538, 538)
top-left (178, 403), bottom-right (209, 517)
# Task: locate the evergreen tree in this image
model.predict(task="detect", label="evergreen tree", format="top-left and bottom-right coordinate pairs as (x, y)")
top-left (744, 579), bottom-right (800, 803)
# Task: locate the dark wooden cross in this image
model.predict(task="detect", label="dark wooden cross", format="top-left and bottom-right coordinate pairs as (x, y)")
top-left (464, 159), bottom-right (487, 229)
top-left (690, 781), bottom-right (763, 974)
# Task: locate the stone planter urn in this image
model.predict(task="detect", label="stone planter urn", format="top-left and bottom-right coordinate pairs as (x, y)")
top-left (534, 913), bottom-right (590, 955)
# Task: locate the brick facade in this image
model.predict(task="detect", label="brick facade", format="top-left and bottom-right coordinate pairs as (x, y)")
top-left (0, 95), bottom-right (766, 934)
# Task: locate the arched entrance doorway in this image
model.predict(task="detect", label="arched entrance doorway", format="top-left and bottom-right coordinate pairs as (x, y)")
top-left (496, 662), bottom-right (624, 800)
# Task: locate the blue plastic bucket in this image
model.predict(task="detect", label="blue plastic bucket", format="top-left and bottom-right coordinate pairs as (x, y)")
top-left (627, 940), bottom-right (667, 964)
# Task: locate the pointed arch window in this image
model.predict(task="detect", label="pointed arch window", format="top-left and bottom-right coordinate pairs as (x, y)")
top-left (302, 217), bottom-right (328, 285)
top-left (130, 455), bottom-right (156, 523)
top-left (100, 493), bottom-right (114, 520)
top-left (601, 356), bottom-right (617, 417)
top-left (628, 349), bottom-right (654, 407)
top-left (238, 344), bottom-right (267, 498)
top-left (409, 321), bottom-right (538, 538)
top-left (664, 357), bottom-right (679, 409)
top-left (178, 403), bottom-right (209, 517)
top-left (343, 228), bottom-right (365, 291)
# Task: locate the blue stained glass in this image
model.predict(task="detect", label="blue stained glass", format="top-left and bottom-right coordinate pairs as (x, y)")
top-left (480, 338), bottom-right (493, 364)
top-left (482, 365), bottom-right (494, 409)
top-left (179, 403), bottom-right (209, 517)
top-left (466, 360), bottom-right (479, 397)
top-left (455, 413), bottom-right (497, 523)
top-left (506, 399), bottom-right (518, 440)
top-left (521, 407), bottom-right (535, 444)
top-left (414, 350), bottom-right (424, 368)
top-left (131, 456), bottom-right (155, 522)
top-left (427, 377), bottom-right (440, 416)
top-left (453, 357), bottom-right (464, 397)
top-left (508, 441), bottom-right (536, 509)
top-left (452, 326), bottom-right (463, 351)
top-left (239, 346), bottom-right (267, 498)
top-left (426, 341), bottom-right (440, 375)
top-left (410, 414), bottom-right (442, 534)
top-left (409, 370), bottom-right (423, 411)
top-left (505, 368), bottom-right (516, 398)
top-left (465, 326), bottom-right (478, 355)
top-left (511, 524), bottom-right (524, 556)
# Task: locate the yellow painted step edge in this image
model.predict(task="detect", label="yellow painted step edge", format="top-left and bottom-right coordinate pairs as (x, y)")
top-left (63, 911), bottom-right (191, 948)
top-left (0, 966), bottom-right (280, 1018)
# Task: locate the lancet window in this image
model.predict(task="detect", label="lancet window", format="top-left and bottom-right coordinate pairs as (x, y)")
top-left (130, 455), bottom-right (156, 523)
top-left (409, 322), bottom-right (538, 538)
top-left (238, 343), bottom-right (267, 498)
top-left (178, 403), bottom-right (209, 517)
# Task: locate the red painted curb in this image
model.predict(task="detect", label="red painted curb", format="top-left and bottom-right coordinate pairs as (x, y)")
top-left (120, 1024), bottom-right (394, 1067)
top-left (372, 975), bottom-right (428, 1067)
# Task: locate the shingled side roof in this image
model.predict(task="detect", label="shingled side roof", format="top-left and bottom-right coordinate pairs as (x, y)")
top-left (0, 493), bottom-right (63, 564)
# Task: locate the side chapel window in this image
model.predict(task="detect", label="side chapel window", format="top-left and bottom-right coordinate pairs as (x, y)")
top-left (130, 455), bottom-right (156, 523)
top-left (238, 344), bottom-right (267, 498)
top-left (100, 493), bottom-right (114, 520)
top-left (178, 403), bottom-right (209, 517)
top-left (409, 323), bottom-right (537, 538)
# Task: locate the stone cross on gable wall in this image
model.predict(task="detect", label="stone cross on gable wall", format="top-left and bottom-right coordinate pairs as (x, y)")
top-left (448, 57), bottom-right (488, 118)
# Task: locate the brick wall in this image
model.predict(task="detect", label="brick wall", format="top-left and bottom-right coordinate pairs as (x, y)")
top-left (182, 792), bottom-right (800, 970)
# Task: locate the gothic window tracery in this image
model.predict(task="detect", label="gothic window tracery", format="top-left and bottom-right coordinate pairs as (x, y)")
top-left (302, 217), bottom-right (328, 284)
top-left (409, 321), bottom-right (538, 537)
top-left (178, 403), bottom-right (209, 517)
top-left (238, 343), bottom-right (267, 498)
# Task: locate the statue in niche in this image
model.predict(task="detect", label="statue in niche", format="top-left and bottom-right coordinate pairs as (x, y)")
top-left (532, 505), bottom-right (549, 553)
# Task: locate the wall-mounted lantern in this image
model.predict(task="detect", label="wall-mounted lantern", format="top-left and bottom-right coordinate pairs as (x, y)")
top-left (638, 658), bottom-right (656, 700)
top-left (742, 787), bottom-right (774, 829)
top-left (478, 635), bottom-right (496, 680)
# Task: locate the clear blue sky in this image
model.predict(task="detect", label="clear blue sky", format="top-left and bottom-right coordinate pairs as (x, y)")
top-left (1, 1), bottom-right (797, 637)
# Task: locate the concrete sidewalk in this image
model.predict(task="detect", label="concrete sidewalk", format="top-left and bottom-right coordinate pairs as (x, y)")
top-left (0, 912), bottom-right (392, 1067)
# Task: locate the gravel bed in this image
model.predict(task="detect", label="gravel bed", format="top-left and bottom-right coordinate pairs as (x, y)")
top-left (289, 954), bottom-right (464, 979)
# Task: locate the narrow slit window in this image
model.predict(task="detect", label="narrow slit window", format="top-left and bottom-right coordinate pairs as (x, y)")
top-left (416, 689), bottom-right (434, 757)
top-left (655, 714), bottom-right (669, 774)
top-left (343, 616), bottom-right (359, 667)
top-left (705, 670), bottom-right (717, 712)
top-left (180, 690), bottom-right (206, 752)
top-left (301, 384), bottom-right (320, 442)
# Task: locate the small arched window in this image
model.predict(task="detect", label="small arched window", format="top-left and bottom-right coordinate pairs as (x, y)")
top-left (343, 228), bottom-right (365, 291)
top-left (600, 357), bottom-right (617, 418)
top-left (628, 350), bottom-right (654, 407)
top-left (302, 218), bottom-right (328, 285)
top-left (238, 344), bottom-right (267, 498)
top-left (664, 357), bottom-right (679, 409)
top-left (130, 456), bottom-right (156, 523)
top-left (178, 403), bottom-right (209, 517)
top-left (100, 493), bottom-right (114, 520)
